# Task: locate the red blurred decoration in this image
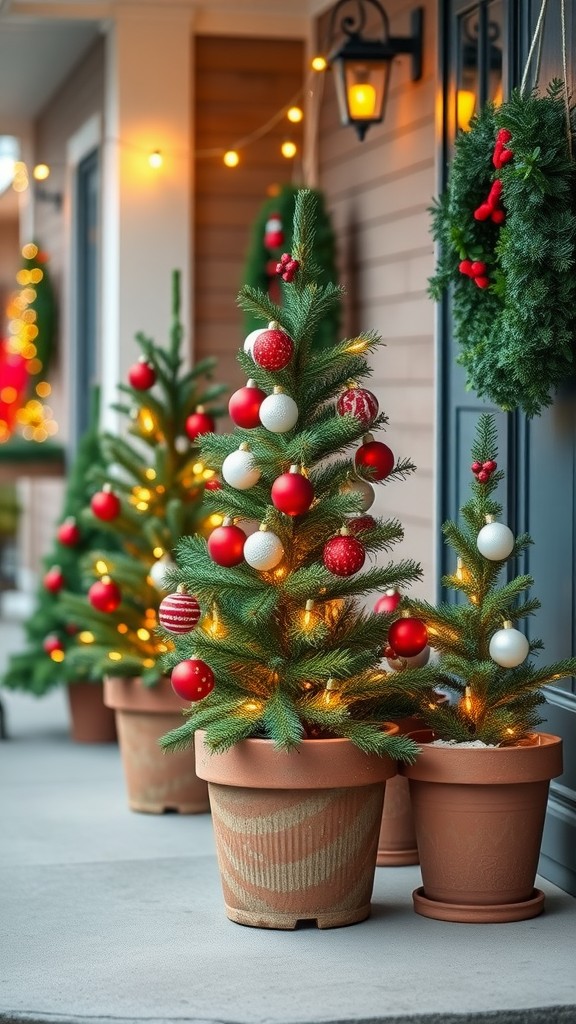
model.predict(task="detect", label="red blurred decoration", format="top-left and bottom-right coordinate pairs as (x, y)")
top-left (348, 514), bottom-right (377, 535)
top-left (0, 338), bottom-right (28, 436)
top-left (204, 478), bottom-right (222, 491)
top-left (387, 617), bottom-right (428, 657)
top-left (43, 634), bottom-right (64, 655)
top-left (229, 381), bottom-right (267, 428)
top-left (271, 470), bottom-right (314, 516)
top-left (374, 590), bottom-right (402, 614)
top-left (128, 359), bottom-right (156, 390)
top-left (57, 518), bottom-right (81, 547)
top-left (91, 487), bottom-right (121, 521)
top-left (207, 523), bottom-right (246, 566)
top-left (171, 659), bottom-right (215, 701)
top-left (88, 578), bottom-right (122, 613)
top-left (185, 408), bottom-right (215, 441)
top-left (264, 214), bottom-right (284, 250)
top-left (44, 566), bottom-right (64, 593)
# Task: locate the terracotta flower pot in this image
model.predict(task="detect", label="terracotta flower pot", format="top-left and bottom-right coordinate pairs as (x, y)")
top-left (377, 715), bottom-right (422, 867)
top-left (104, 676), bottom-right (209, 815)
top-left (401, 730), bottom-right (563, 923)
top-left (67, 681), bottom-right (117, 743)
top-left (194, 727), bottom-right (398, 930)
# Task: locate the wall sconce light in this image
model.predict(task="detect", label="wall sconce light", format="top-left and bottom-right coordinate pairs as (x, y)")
top-left (31, 163), bottom-right (62, 210)
top-left (327, 0), bottom-right (424, 140)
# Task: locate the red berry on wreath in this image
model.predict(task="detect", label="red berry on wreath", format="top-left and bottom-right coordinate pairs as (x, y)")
top-left (459, 259), bottom-right (474, 276)
top-left (470, 261), bottom-right (486, 276)
top-left (388, 616), bottom-right (428, 657)
top-left (57, 517), bottom-right (81, 547)
top-left (374, 589), bottom-right (402, 614)
top-left (471, 461), bottom-right (483, 474)
top-left (43, 634), bottom-right (64, 655)
top-left (88, 577), bottom-right (122, 613)
top-left (475, 276), bottom-right (490, 289)
top-left (271, 465), bottom-right (314, 516)
top-left (228, 380), bottom-right (266, 428)
top-left (128, 357), bottom-right (156, 391)
top-left (158, 589), bottom-right (201, 634)
top-left (483, 460), bottom-right (497, 472)
top-left (348, 514), bottom-right (377, 535)
top-left (207, 518), bottom-right (246, 566)
top-left (252, 322), bottom-right (294, 371)
top-left (185, 406), bottom-right (215, 441)
top-left (336, 387), bottom-right (379, 429)
top-left (44, 566), bottom-right (64, 593)
top-left (355, 434), bottom-right (394, 481)
top-left (474, 203), bottom-right (492, 221)
top-left (491, 209), bottom-right (505, 225)
top-left (323, 528), bottom-right (366, 577)
top-left (91, 485), bottom-right (121, 522)
top-left (171, 659), bottom-right (215, 702)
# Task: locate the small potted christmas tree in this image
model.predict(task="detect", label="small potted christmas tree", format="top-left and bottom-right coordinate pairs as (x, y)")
top-left (61, 271), bottom-right (226, 812)
top-left (2, 388), bottom-right (118, 743)
top-left (399, 413), bottom-right (576, 922)
top-left (159, 190), bottom-right (430, 930)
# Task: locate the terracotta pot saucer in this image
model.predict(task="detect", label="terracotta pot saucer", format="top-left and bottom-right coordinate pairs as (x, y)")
top-left (412, 886), bottom-right (545, 923)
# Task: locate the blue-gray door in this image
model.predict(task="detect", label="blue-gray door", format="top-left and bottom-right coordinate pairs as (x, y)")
top-left (440, 0), bottom-right (576, 894)
top-left (72, 147), bottom-right (100, 444)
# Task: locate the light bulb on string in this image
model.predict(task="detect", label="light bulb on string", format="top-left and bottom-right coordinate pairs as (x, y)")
top-left (223, 150), bottom-right (240, 168)
top-left (311, 55), bottom-right (327, 71)
top-left (281, 140), bottom-right (297, 159)
top-left (33, 163), bottom-right (50, 181)
top-left (287, 106), bottom-right (303, 123)
top-left (148, 150), bottom-right (163, 169)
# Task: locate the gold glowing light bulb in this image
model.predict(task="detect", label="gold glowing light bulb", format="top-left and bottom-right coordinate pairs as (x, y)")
top-left (348, 82), bottom-right (377, 119)
top-left (148, 150), bottom-right (163, 169)
top-left (223, 150), bottom-right (240, 168)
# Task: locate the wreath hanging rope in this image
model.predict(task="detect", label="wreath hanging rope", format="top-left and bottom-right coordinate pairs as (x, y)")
top-left (429, 31), bottom-right (576, 418)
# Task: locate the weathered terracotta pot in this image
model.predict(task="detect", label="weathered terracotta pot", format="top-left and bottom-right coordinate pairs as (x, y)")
top-left (194, 727), bottom-right (398, 930)
top-left (377, 715), bottom-right (422, 867)
top-left (67, 681), bottom-right (117, 744)
top-left (104, 676), bottom-right (209, 815)
top-left (401, 730), bottom-right (563, 923)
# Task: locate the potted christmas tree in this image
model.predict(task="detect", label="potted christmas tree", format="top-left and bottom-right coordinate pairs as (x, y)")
top-left (159, 190), bottom-right (430, 930)
top-left (61, 271), bottom-right (226, 812)
top-left (399, 413), bottom-right (576, 922)
top-left (2, 387), bottom-right (118, 743)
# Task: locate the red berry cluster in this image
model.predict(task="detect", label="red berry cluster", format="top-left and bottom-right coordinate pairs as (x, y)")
top-left (471, 458), bottom-right (497, 484)
top-left (275, 252), bottom-right (299, 283)
top-left (493, 128), bottom-right (513, 168)
top-left (474, 178), bottom-right (505, 224)
top-left (459, 259), bottom-right (489, 289)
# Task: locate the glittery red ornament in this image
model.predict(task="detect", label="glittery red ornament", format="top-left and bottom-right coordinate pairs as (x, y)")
top-left (207, 522), bottom-right (246, 566)
top-left (185, 408), bottom-right (215, 441)
top-left (204, 479), bottom-right (222, 491)
top-left (228, 381), bottom-right (267, 428)
top-left (336, 387), bottom-right (379, 430)
top-left (128, 359), bottom-right (156, 390)
top-left (171, 659), bottom-right (215, 701)
top-left (252, 327), bottom-right (294, 371)
top-left (88, 578), bottom-right (122, 613)
top-left (57, 518), bottom-right (81, 547)
top-left (388, 617), bottom-right (428, 657)
top-left (323, 532), bottom-right (366, 577)
top-left (271, 469), bottom-right (314, 516)
top-left (355, 437), bottom-right (394, 480)
top-left (44, 566), bottom-right (64, 593)
top-left (91, 487), bottom-right (121, 521)
top-left (158, 592), bottom-right (201, 634)
top-left (348, 514), bottom-right (377, 534)
top-left (43, 634), bottom-right (64, 655)
top-left (374, 589), bottom-right (402, 614)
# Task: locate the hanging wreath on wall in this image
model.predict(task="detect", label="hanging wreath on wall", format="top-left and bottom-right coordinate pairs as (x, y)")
top-left (429, 80), bottom-right (576, 417)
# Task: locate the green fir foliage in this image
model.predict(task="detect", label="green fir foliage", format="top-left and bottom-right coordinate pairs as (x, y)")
top-left (405, 414), bottom-right (576, 744)
top-left (160, 189), bottom-right (428, 761)
top-left (60, 271), bottom-right (226, 685)
top-left (429, 82), bottom-right (576, 417)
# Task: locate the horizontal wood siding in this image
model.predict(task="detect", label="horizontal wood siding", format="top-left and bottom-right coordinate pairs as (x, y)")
top-left (315, 0), bottom-right (437, 600)
top-left (193, 35), bottom-right (304, 396)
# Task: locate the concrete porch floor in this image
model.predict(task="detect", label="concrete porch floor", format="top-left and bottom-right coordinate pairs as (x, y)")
top-left (1, 655), bottom-right (576, 1023)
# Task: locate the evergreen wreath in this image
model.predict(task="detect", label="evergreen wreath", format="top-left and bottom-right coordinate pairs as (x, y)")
top-left (429, 81), bottom-right (576, 417)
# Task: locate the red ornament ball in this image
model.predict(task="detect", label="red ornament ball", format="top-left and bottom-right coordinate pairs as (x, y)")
top-left (323, 533), bottom-right (366, 577)
top-left (185, 409), bottom-right (215, 441)
top-left (387, 617), bottom-right (428, 658)
top-left (374, 589), bottom-right (402, 614)
top-left (158, 592), bottom-right (201, 634)
top-left (88, 578), bottom-right (122, 614)
top-left (128, 360), bottom-right (156, 390)
top-left (355, 439), bottom-right (394, 481)
top-left (336, 388), bottom-right (379, 430)
top-left (91, 488), bottom-right (121, 521)
top-left (253, 327), bottom-right (294, 371)
top-left (228, 381), bottom-right (267, 428)
top-left (171, 659), bottom-right (215, 702)
top-left (271, 471), bottom-right (314, 516)
top-left (204, 478), bottom-right (222, 491)
top-left (208, 522), bottom-right (246, 566)
top-left (43, 634), bottom-right (64, 655)
top-left (57, 518), bottom-right (81, 547)
top-left (44, 566), bottom-right (64, 593)
top-left (348, 514), bottom-right (377, 535)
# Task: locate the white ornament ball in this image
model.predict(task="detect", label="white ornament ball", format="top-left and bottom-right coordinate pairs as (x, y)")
top-left (175, 436), bottom-right (189, 454)
top-left (341, 476), bottom-right (374, 512)
top-left (243, 530), bottom-right (284, 571)
top-left (243, 328), bottom-right (266, 357)
top-left (149, 554), bottom-right (176, 590)
top-left (489, 626), bottom-right (530, 668)
top-left (477, 521), bottom-right (515, 561)
top-left (387, 645), bottom-right (431, 672)
top-left (222, 449), bottom-right (261, 490)
top-left (259, 392), bottom-right (299, 433)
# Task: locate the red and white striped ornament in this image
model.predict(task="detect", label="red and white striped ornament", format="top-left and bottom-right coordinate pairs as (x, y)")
top-left (158, 589), bottom-right (201, 634)
top-left (336, 387), bottom-right (379, 430)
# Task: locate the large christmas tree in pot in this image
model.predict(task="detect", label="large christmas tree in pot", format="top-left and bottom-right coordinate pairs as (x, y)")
top-left (159, 190), bottom-right (430, 930)
top-left (399, 414), bottom-right (576, 923)
top-left (61, 271), bottom-right (226, 813)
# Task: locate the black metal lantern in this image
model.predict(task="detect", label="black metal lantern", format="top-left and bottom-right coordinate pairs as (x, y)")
top-left (328, 1), bottom-right (423, 141)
